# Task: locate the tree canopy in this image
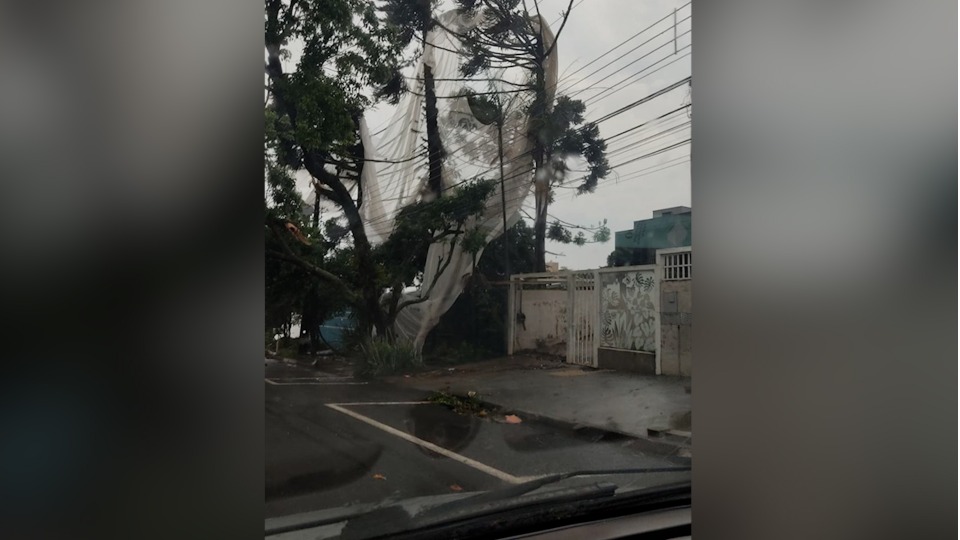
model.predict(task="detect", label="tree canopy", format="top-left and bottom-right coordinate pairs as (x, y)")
top-left (452, 0), bottom-right (609, 271)
top-left (264, 0), bottom-right (610, 347)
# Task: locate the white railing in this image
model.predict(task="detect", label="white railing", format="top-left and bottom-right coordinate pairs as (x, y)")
top-left (661, 248), bottom-right (692, 281)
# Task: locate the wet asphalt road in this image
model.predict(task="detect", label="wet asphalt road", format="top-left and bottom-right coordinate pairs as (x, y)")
top-left (265, 360), bottom-right (684, 520)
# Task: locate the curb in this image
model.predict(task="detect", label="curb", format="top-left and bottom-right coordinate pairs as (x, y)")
top-left (438, 392), bottom-right (692, 465)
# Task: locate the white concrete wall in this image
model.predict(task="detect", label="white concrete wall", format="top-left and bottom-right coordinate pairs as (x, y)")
top-left (514, 288), bottom-right (567, 354)
top-left (657, 247), bottom-right (693, 377)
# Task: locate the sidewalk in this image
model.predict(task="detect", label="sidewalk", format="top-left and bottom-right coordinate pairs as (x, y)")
top-left (388, 355), bottom-right (691, 452)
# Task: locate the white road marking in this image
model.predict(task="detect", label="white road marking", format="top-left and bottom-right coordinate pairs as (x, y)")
top-left (279, 377), bottom-right (353, 382)
top-left (264, 378), bottom-right (368, 386)
top-left (328, 401), bottom-right (432, 406)
top-left (326, 403), bottom-right (525, 484)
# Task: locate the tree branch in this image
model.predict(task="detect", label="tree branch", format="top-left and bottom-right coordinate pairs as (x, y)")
top-left (266, 221), bottom-right (358, 304)
top-left (542, 0), bottom-right (574, 59)
top-left (395, 238), bottom-right (458, 313)
top-left (430, 228), bottom-right (464, 242)
top-left (310, 179), bottom-right (338, 201)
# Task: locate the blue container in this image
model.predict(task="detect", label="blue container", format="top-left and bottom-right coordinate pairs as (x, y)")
top-left (318, 310), bottom-right (355, 350)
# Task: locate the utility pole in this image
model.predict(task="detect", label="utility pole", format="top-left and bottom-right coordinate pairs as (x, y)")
top-left (497, 119), bottom-right (510, 280)
top-left (673, 8), bottom-right (678, 54)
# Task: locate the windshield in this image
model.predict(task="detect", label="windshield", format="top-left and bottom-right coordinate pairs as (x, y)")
top-left (265, 0), bottom-right (692, 536)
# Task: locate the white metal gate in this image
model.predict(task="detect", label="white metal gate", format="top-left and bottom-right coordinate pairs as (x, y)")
top-left (507, 270), bottom-right (600, 367)
top-left (509, 265), bottom-right (660, 369)
top-left (566, 271), bottom-right (599, 366)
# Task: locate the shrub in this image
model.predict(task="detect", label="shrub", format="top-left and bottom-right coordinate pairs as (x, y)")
top-left (353, 337), bottom-right (423, 379)
top-left (428, 391), bottom-right (486, 415)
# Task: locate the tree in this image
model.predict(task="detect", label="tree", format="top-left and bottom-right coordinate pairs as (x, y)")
top-left (264, 0), bottom-right (495, 340)
top-left (454, 0), bottom-right (609, 272)
top-left (265, 0), bottom-right (402, 333)
top-left (606, 247), bottom-right (645, 267)
top-left (478, 218), bottom-right (538, 279)
top-left (382, 0), bottom-right (445, 198)
top-left (427, 219), bottom-right (538, 356)
top-left (265, 218), bottom-right (349, 352)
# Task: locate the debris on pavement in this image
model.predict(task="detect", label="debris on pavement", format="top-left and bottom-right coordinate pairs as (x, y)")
top-left (503, 414), bottom-right (522, 424)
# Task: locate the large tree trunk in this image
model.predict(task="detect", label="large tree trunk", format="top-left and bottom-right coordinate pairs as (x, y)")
top-left (266, 2), bottom-right (387, 339)
top-left (530, 63), bottom-right (549, 273)
top-left (533, 185), bottom-right (548, 273)
top-left (421, 0), bottom-right (443, 200)
top-left (424, 63), bottom-right (443, 199)
top-left (302, 153), bottom-right (386, 338)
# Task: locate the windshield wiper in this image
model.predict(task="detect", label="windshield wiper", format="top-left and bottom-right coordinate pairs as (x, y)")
top-left (266, 467), bottom-right (690, 538)
top-left (339, 482), bottom-right (619, 540)
top-left (416, 466), bottom-right (691, 519)
top-left (336, 467), bottom-right (690, 539)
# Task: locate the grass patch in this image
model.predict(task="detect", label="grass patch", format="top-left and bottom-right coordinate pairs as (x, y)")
top-left (353, 336), bottom-right (423, 379)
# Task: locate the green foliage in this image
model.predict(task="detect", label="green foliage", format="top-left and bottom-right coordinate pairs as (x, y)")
top-left (375, 179), bottom-right (497, 286)
top-left (592, 219), bottom-right (611, 243)
top-left (323, 217), bottom-right (350, 246)
top-left (267, 0), bottom-right (474, 337)
top-left (462, 227), bottom-right (488, 265)
top-left (265, 0), bottom-right (405, 177)
top-left (455, 0), bottom-right (530, 78)
top-left (537, 96), bottom-right (610, 194)
top-left (428, 390), bottom-right (487, 415)
top-left (478, 219), bottom-right (538, 279)
top-left (265, 215), bottom-right (350, 344)
top-left (353, 336), bottom-right (423, 378)
top-left (607, 247), bottom-right (647, 267)
top-left (575, 122), bottom-right (610, 194)
top-left (382, 0), bottom-right (437, 45)
top-left (547, 219), bottom-right (611, 246)
top-left (427, 219), bottom-right (537, 357)
top-left (547, 220), bottom-right (573, 243)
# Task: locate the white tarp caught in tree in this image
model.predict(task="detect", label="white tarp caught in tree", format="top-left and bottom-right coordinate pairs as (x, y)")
top-left (359, 10), bottom-right (558, 350)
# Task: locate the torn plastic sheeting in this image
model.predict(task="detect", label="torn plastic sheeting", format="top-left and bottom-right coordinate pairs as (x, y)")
top-left (360, 10), bottom-right (558, 351)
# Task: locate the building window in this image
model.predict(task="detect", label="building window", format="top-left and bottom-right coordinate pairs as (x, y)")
top-left (662, 251), bottom-right (692, 281)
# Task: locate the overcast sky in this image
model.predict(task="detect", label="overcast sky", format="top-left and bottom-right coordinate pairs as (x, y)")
top-left (286, 0), bottom-right (691, 271)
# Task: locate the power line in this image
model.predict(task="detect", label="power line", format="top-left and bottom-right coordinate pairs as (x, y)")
top-left (613, 155), bottom-right (690, 184)
top-left (375, 6), bottom-right (690, 171)
top-left (606, 104), bottom-right (689, 141)
top-left (604, 120), bottom-right (690, 159)
top-left (607, 138), bottom-right (690, 170)
top-left (411, 2), bottom-right (688, 112)
top-left (557, 2), bottom-right (690, 86)
top-left (361, 86), bottom-right (691, 224)
top-left (562, 119), bottom-right (690, 173)
top-left (592, 77), bottom-right (691, 124)
top-left (360, 133), bottom-right (691, 228)
top-left (390, 74), bottom-right (691, 198)
top-left (330, 8), bottom-right (694, 226)
top-left (316, 81), bottom-right (690, 224)
top-left (562, 16), bottom-right (691, 98)
top-left (584, 45), bottom-right (691, 107)
top-left (279, 6), bottom-right (694, 243)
